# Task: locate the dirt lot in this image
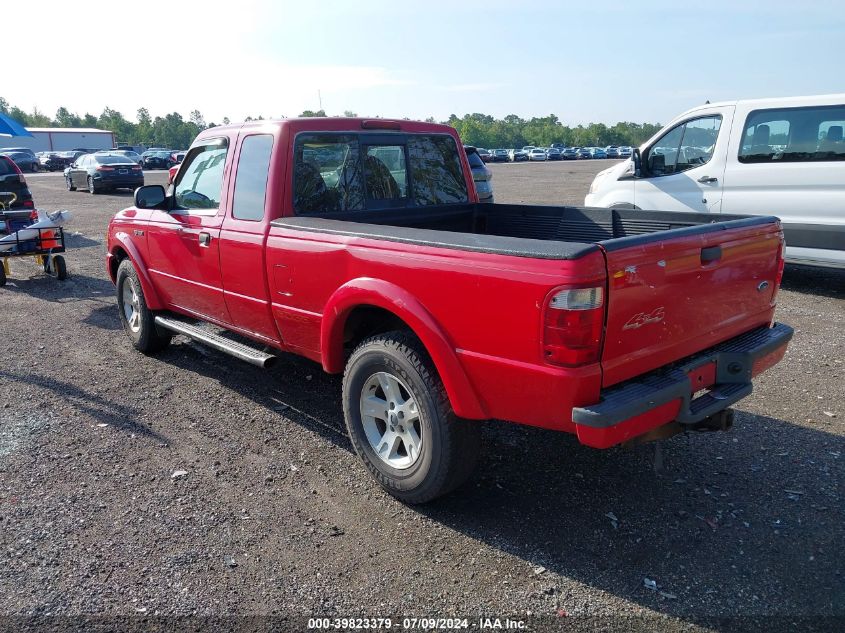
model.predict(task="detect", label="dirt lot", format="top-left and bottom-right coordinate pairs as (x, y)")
top-left (1, 161), bottom-right (843, 631)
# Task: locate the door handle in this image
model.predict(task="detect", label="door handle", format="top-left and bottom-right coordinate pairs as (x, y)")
top-left (701, 245), bottom-right (722, 264)
top-left (198, 232), bottom-right (211, 247)
top-left (698, 175), bottom-right (718, 183)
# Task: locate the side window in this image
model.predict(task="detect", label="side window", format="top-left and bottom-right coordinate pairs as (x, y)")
top-left (293, 134), bottom-right (364, 214)
top-left (646, 124), bottom-right (684, 176)
top-left (174, 140), bottom-right (229, 210)
top-left (739, 105), bottom-right (845, 163)
top-left (646, 116), bottom-right (721, 176)
top-left (232, 135), bottom-right (273, 221)
top-left (679, 117), bottom-right (721, 167)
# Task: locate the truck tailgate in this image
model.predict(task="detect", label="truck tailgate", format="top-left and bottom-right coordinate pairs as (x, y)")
top-left (599, 218), bottom-right (784, 388)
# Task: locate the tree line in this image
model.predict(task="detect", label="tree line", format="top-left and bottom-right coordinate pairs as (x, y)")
top-left (1, 98), bottom-right (662, 150)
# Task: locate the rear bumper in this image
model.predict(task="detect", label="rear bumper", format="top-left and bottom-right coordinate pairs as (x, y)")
top-left (572, 323), bottom-right (793, 448)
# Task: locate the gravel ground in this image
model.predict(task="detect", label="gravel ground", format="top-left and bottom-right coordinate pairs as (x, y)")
top-left (0, 163), bottom-right (842, 632)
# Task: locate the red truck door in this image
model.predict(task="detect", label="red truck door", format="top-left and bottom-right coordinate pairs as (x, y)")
top-left (145, 139), bottom-right (232, 324)
top-left (218, 132), bottom-right (282, 344)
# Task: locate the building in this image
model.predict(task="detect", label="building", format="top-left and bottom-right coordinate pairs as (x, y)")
top-left (0, 128), bottom-right (115, 152)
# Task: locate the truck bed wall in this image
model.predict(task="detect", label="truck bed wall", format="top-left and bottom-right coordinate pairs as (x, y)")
top-left (275, 204), bottom-right (777, 259)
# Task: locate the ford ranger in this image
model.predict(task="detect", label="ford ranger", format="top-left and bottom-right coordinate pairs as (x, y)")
top-left (106, 118), bottom-right (793, 503)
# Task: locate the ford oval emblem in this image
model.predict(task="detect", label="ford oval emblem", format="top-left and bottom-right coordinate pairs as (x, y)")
top-left (757, 281), bottom-right (770, 292)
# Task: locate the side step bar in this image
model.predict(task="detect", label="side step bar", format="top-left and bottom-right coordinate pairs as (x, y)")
top-left (154, 316), bottom-right (278, 369)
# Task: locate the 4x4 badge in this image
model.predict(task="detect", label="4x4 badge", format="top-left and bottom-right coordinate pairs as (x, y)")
top-left (622, 306), bottom-right (665, 330)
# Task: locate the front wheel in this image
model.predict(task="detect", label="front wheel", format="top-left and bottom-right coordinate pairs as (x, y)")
top-left (342, 331), bottom-right (480, 504)
top-left (66, 176), bottom-right (76, 191)
top-left (115, 259), bottom-right (171, 353)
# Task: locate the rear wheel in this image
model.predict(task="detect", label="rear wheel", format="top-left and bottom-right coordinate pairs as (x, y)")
top-left (66, 176), bottom-right (76, 191)
top-left (88, 176), bottom-right (98, 194)
top-left (116, 259), bottom-right (171, 353)
top-left (0, 263), bottom-right (6, 287)
top-left (342, 331), bottom-right (480, 504)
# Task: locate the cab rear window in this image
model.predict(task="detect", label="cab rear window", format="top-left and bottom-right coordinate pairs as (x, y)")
top-left (293, 133), bottom-right (468, 214)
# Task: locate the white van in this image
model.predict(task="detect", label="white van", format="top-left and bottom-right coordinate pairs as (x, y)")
top-left (585, 94), bottom-right (845, 268)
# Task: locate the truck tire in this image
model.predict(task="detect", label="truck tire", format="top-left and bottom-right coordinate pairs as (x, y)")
top-left (342, 330), bottom-right (480, 504)
top-left (115, 259), bottom-right (171, 353)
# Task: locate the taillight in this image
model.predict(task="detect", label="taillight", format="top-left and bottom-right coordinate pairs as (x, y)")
top-left (543, 286), bottom-right (605, 367)
top-left (26, 204), bottom-right (36, 214)
top-left (97, 166), bottom-right (115, 171)
top-left (131, 165), bottom-right (142, 170)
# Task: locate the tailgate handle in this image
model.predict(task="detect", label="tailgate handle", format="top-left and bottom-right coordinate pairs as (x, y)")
top-left (701, 245), bottom-right (722, 264)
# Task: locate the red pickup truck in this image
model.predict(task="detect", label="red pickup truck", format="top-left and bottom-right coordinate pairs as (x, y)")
top-left (106, 118), bottom-right (793, 503)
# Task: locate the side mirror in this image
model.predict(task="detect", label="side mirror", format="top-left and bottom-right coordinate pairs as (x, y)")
top-left (135, 184), bottom-right (167, 209)
top-left (632, 148), bottom-right (642, 177)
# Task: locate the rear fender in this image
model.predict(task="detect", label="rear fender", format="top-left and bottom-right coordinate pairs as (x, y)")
top-left (321, 278), bottom-right (487, 420)
top-left (110, 232), bottom-right (164, 310)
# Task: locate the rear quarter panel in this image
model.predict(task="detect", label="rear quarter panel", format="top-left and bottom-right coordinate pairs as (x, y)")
top-left (265, 226), bottom-right (607, 427)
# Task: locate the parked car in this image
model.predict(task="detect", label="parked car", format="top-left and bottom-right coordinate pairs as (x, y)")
top-left (107, 117), bottom-right (792, 503)
top-left (37, 152), bottom-right (67, 171)
top-left (585, 92), bottom-right (845, 268)
top-left (590, 147), bottom-right (608, 159)
top-left (0, 154), bottom-right (34, 209)
top-left (0, 147), bottom-right (37, 161)
top-left (171, 151), bottom-right (187, 165)
top-left (562, 147), bottom-right (579, 160)
top-left (619, 146), bottom-right (633, 158)
top-left (508, 148), bottom-right (529, 162)
top-left (476, 148), bottom-right (493, 163)
top-left (107, 149), bottom-right (143, 165)
top-left (1, 151), bottom-right (39, 172)
top-left (114, 145), bottom-right (145, 155)
top-left (142, 151), bottom-right (174, 170)
top-left (528, 148), bottom-right (547, 161)
top-left (577, 147), bottom-right (593, 159)
top-left (464, 146), bottom-right (494, 203)
top-left (522, 145), bottom-right (536, 154)
top-left (550, 143), bottom-right (566, 150)
top-left (546, 147), bottom-right (563, 161)
top-left (64, 153), bottom-right (144, 194)
top-left (490, 149), bottom-right (510, 163)
top-left (605, 146), bottom-right (621, 159)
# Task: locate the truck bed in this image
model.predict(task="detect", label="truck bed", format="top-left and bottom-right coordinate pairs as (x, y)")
top-left (271, 204), bottom-right (777, 258)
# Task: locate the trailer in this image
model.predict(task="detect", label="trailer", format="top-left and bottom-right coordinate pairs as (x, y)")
top-left (0, 128), bottom-right (115, 153)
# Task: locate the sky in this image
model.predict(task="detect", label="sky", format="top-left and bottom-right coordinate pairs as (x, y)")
top-left (5, 0), bottom-right (844, 127)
